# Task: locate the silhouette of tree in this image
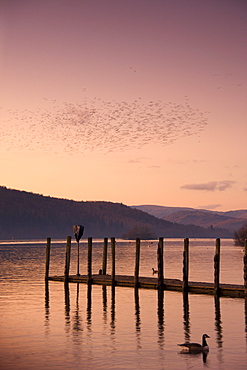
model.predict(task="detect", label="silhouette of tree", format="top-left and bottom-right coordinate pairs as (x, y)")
top-left (234, 223), bottom-right (247, 246)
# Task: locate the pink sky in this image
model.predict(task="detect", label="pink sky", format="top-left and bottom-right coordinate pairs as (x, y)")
top-left (1, 0), bottom-right (247, 211)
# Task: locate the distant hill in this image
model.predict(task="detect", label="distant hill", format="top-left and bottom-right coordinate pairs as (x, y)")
top-left (0, 186), bottom-right (233, 240)
top-left (132, 205), bottom-right (247, 233)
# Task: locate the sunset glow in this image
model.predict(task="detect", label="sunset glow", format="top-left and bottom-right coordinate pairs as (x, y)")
top-left (1, 0), bottom-right (246, 211)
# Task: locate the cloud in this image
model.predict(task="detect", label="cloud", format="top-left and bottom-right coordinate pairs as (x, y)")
top-left (181, 180), bottom-right (235, 192)
top-left (128, 157), bottom-right (160, 169)
top-left (128, 157), bottom-right (149, 164)
top-left (197, 204), bottom-right (222, 210)
top-left (147, 165), bottom-right (160, 169)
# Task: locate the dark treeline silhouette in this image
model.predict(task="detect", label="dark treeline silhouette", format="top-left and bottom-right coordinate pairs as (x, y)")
top-left (234, 223), bottom-right (247, 246)
top-left (0, 186), bottom-right (232, 240)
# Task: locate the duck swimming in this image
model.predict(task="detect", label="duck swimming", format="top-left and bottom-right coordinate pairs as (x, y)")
top-left (178, 334), bottom-right (210, 352)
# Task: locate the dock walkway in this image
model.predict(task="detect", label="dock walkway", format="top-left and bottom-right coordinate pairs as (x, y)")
top-left (48, 274), bottom-right (245, 298)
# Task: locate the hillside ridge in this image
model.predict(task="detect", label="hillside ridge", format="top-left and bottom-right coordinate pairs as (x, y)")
top-left (0, 186), bottom-right (233, 239)
top-left (132, 205), bottom-right (247, 232)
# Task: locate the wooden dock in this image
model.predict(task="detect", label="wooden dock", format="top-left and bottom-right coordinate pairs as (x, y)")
top-left (48, 274), bottom-right (245, 298)
top-left (46, 236), bottom-right (247, 299)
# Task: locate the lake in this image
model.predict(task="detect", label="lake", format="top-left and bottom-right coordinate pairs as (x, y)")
top-left (0, 238), bottom-right (246, 369)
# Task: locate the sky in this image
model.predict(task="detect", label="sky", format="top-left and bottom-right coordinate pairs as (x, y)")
top-left (0, 0), bottom-right (247, 211)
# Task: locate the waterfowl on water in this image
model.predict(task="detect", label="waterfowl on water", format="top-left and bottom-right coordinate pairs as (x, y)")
top-left (152, 268), bottom-right (158, 274)
top-left (178, 334), bottom-right (210, 352)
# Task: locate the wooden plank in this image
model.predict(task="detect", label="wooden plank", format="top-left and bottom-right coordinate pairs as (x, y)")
top-left (48, 274), bottom-right (244, 298)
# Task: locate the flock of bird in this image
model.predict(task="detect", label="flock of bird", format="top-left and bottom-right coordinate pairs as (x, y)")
top-left (2, 96), bottom-right (209, 155)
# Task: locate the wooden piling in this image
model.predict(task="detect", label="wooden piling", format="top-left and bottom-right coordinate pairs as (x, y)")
top-left (111, 237), bottom-right (116, 287)
top-left (64, 236), bottom-right (71, 282)
top-left (47, 236), bottom-right (246, 299)
top-left (45, 237), bottom-right (51, 281)
top-left (134, 238), bottom-right (141, 289)
top-left (88, 237), bottom-right (93, 283)
top-left (182, 238), bottom-right (189, 292)
top-left (214, 238), bottom-right (221, 296)
top-left (157, 237), bottom-right (164, 290)
top-left (102, 238), bottom-right (108, 275)
top-left (244, 239), bottom-right (247, 298)
top-left (76, 241), bottom-right (80, 276)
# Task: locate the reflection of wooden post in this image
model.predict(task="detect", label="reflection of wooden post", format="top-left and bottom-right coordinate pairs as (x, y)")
top-left (214, 238), bottom-right (221, 296)
top-left (102, 238), bottom-right (108, 275)
top-left (64, 280), bottom-right (70, 318)
top-left (134, 238), bottom-right (140, 289)
top-left (183, 290), bottom-right (190, 342)
top-left (87, 283), bottom-right (92, 325)
top-left (214, 294), bottom-right (222, 347)
top-left (64, 236), bottom-right (71, 282)
top-left (183, 238), bottom-right (189, 292)
top-left (111, 237), bottom-right (115, 287)
top-left (157, 237), bottom-right (164, 290)
top-left (45, 237), bottom-right (51, 281)
top-left (244, 239), bottom-right (247, 298)
top-left (88, 237), bottom-right (92, 283)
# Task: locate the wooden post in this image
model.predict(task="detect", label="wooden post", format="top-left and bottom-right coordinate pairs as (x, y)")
top-left (76, 241), bottom-right (80, 276)
top-left (102, 237), bottom-right (108, 275)
top-left (157, 237), bottom-right (164, 290)
top-left (182, 238), bottom-right (189, 292)
top-left (214, 238), bottom-right (221, 296)
top-left (244, 239), bottom-right (247, 298)
top-left (64, 236), bottom-right (71, 282)
top-left (88, 237), bottom-right (92, 283)
top-left (134, 238), bottom-right (141, 289)
top-left (45, 237), bottom-right (51, 281)
top-left (111, 237), bottom-right (115, 287)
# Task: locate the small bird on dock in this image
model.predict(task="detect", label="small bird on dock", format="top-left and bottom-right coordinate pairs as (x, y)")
top-left (178, 334), bottom-right (210, 352)
top-left (152, 268), bottom-right (158, 274)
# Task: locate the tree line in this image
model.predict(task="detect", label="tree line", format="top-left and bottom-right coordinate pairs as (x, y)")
top-left (0, 186), bottom-right (233, 240)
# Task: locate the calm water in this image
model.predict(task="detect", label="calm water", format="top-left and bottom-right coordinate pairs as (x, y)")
top-left (0, 238), bottom-right (247, 369)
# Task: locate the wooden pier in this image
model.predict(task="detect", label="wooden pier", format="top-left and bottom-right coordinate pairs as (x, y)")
top-left (46, 237), bottom-right (247, 299)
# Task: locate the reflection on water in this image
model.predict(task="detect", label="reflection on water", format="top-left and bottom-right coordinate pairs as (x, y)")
top-left (134, 289), bottom-right (141, 349)
top-left (110, 285), bottom-right (116, 336)
top-left (73, 283), bottom-right (83, 335)
top-left (87, 283), bottom-right (92, 331)
top-left (1, 240), bottom-right (247, 369)
top-left (44, 280), bottom-right (50, 335)
top-left (45, 280), bottom-right (225, 366)
top-left (157, 289), bottom-right (165, 349)
top-left (64, 282), bottom-right (70, 328)
top-left (214, 295), bottom-right (223, 348)
top-left (183, 291), bottom-right (190, 343)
